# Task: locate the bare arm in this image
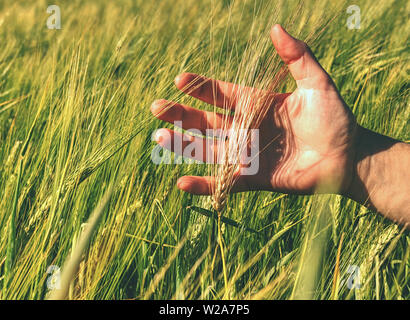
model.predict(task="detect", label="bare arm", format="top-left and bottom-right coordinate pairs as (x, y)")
top-left (346, 126), bottom-right (410, 226)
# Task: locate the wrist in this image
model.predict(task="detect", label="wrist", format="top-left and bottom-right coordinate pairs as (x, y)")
top-left (344, 125), bottom-right (410, 224)
top-left (343, 126), bottom-right (375, 208)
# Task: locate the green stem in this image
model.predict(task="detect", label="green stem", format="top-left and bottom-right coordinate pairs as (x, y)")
top-left (4, 155), bottom-right (23, 293)
top-left (217, 213), bottom-right (229, 299)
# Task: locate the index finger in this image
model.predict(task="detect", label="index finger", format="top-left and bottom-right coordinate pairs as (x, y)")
top-left (174, 72), bottom-right (259, 110)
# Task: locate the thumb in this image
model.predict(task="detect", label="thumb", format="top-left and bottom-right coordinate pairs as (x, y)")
top-left (270, 24), bottom-right (332, 89)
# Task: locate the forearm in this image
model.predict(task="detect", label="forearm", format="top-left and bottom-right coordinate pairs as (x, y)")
top-left (345, 126), bottom-right (410, 226)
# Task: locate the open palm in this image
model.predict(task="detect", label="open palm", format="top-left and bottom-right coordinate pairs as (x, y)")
top-left (151, 25), bottom-right (358, 196)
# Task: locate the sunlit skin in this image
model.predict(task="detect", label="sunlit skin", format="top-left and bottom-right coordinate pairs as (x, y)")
top-left (151, 24), bottom-right (410, 226)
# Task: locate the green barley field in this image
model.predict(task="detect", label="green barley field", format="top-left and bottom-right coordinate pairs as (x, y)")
top-left (0, 0), bottom-right (408, 300)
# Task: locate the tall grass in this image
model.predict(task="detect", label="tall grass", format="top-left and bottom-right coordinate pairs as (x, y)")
top-left (0, 0), bottom-right (408, 299)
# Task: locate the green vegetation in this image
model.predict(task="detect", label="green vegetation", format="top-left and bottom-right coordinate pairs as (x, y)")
top-left (0, 0), bottom-right (408, 299)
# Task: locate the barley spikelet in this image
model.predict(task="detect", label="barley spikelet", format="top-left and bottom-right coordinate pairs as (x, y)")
top-left (212, 158), bottom-right (234, 213)
top-left (359, 224), bottom-right (398, 288)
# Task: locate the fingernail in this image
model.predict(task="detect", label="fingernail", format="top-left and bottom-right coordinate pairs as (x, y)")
top-left (154, 130), bottom-right (163, 143)
top-left (151, 99), bottom-right (164, 108)
top-left (151, 100), bottom-right (166, 116)
top-left (177, 177), bottom-right (189, 190)
top-left (273, 24), bottom-right (293, 39)
top-left (176, 178), bottom-right (183, 188)
top-left (174, 74), bottom-right (182, 85)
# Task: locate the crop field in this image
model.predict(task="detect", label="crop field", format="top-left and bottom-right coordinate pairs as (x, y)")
top-left (0, 0), bottom-right (408, 300)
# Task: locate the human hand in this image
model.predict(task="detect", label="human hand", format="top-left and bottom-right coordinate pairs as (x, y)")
top-left (151, 24), bottom-right (358, 196)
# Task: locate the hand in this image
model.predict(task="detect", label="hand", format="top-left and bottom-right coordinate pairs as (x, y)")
top-left (151, 24), bottom-right (358, 196)
top-left (151, 24), bottom-right (410, 226)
